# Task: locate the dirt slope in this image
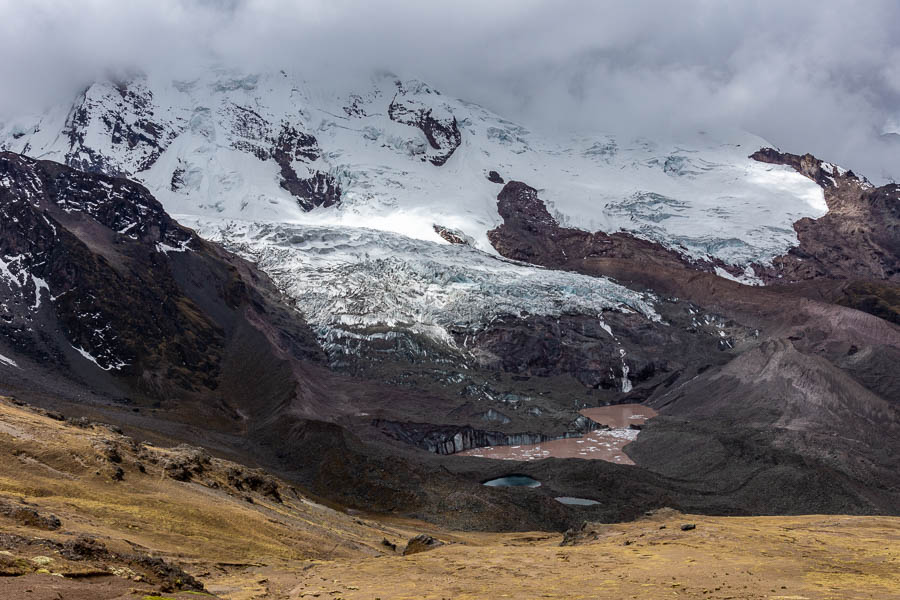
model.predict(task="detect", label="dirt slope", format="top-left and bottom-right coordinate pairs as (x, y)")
top-left (0, 397), bottom-right (898, 600)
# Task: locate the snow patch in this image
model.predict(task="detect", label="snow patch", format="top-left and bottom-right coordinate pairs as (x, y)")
top-left (72, 346), bottom-right (128, 371)
top-left (714, 265), bottom-right (763, 286)
top-left (30, 275), bottom-right (49, 310)
top-left (156, 238), bottom-right (192, 254)
top-left (0, 255), bottom-right (52, 311)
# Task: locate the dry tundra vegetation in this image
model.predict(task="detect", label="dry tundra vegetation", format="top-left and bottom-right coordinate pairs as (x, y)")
top-left (0, 395), bottom-right (897, 600)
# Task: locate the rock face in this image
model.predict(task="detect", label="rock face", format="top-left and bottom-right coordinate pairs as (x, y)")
top-left (59, 534), bottom-right (204, 592)
top-left (402, 534), bottom-right (444, 556)
top-left (432, 224), bottom-right (472, 245)
top-left (0, 499), bottom-right (61, 531)
top-left (751, 148), bottom-right (900, 283)
top-left (227, 107), bottom-right (342, 211)
top-left (62, 80), bottom-right (180, 176)
top-left (374, 419), bottom-right (598, 455)
top-left (388, 81), bottom-right (462, 166)
top-left (459, 310), bottom-right (739, 396)
top-left (0, 151), bottom-right (324, 403)
top-left (487, 170), bottom-right (504, 184)
top-left (271, 124), bottom-right (342, 211)
top-left (0, 152), bottom-right (214, 384)
top-left (20, 76), bottom-right (343, 214)
top-left (488, 181), bottom-right (715, 281)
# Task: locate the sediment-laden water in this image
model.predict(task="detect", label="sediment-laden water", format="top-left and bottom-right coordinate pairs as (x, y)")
top-left (459, 404), bottom-right (657, 463)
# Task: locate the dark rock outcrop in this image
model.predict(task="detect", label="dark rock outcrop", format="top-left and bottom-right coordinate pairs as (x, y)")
top-left (487, 170), bottom-right (504, 184)
top-left (226, 466), bottom-right (282, 503)
top-left (0, 500), bottom-right (61, 531)
top-left (0, 151), bottom-right (324, 405)
top-left (459, 310), bottom-right (737, 394)
top-left (272, 124), bottom-right (342, 211)
top-left (488, 181), bottom-right (714, 280)
top-left (751, 148), bottom-right (900, 284)
top-left (278, 169), bottom-right (342, 211)
top-left (61, 535), bottom-right (204, 592)
top-left (64, 81), bottom-right (179, 176)
top-left (373, 419), bottom-right (599, 455)
top-left (0, 152), bottom-right (218, 384)
top-left (403, 534), bottom-right (444, 555)
top-left (162, 445), bottom-right (211, 482)
top-left (381, 538), bottom-right (397, 552)
top-left (388, 85), bottom-right (461, 166)
top-left (433, 224), bottom-right (472, 245)
top-left (227, 108), bottom-right (341, 211)
top-left (560, 521), bottom-right (601, 546)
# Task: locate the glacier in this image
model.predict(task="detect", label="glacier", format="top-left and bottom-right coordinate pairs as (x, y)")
top-left (0, 66), bottom-right (831, 359)
top-left (1, 66), bottom-right (826, 268)
top-left (182, 216), bottom-right (660, 358)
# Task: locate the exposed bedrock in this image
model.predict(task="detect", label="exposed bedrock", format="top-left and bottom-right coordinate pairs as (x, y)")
top-left (388, 91), bottom-right (462, 166)
top-left (0, 151), bottom-right (324, 409)
top-left (487, 179), bottom-right (900, 345)
top-left (272, 124), bottom-right (342, 211)
top-left (373, 418), bottom-right (603, 455)
top-left (63, 80), bottom-right (180, 176)
top-left (433, 224), bottom-right (473, 245)
top-left (457, 309), bottom-right (742, 396)
top-left (488, 181), bottom-right (713, 276)
top-left (750, 148), bottom-right (900, 284)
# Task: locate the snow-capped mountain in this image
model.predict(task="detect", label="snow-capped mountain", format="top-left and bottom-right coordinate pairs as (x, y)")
top-left (1, 64), bottom-right (899, 531)
top-left (1, 66), bottom-right (825, 268)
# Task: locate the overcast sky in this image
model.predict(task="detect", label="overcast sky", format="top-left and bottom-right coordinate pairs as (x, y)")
top-left (2, 0), bottom-right (898, 181)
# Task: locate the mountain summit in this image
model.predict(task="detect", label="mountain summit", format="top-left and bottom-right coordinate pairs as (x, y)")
top-left (2, 67), bottom-right (829, 268)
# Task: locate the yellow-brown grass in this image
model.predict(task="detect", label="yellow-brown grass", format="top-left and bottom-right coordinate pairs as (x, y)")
top-left (1, 397), bottom-right (898, 599)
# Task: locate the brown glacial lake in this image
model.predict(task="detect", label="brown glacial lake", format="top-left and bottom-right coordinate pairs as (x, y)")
top-left (457, 404), bottom-right (657, 464)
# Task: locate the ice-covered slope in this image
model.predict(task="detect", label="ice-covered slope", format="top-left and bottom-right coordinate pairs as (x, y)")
top-left (181, 216), bottom-right (659, 347)
top-left (1, 67), bottom-right (826, 266)
top-left (179, 216), bottom-right (663, 395)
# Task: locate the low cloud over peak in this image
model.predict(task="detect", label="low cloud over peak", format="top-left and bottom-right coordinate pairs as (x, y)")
top-left (2, 0), bottom-right (898, 181)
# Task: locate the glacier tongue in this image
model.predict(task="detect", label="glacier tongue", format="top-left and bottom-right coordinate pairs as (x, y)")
top-left (181, 217), bottom-right (660, 353)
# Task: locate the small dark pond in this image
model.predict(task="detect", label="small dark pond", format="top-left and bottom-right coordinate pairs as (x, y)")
top-left (555, 496), bottom-right (600, 506)
top-left (482, 475), bottom-right (541, 488)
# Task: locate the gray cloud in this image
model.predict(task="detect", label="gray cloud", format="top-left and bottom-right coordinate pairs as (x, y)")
top-left (1, 0), bottom-right (898, 181)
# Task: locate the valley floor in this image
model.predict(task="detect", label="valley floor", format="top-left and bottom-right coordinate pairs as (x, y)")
top-left (277, 514), bottom-right (900, 600)
top-left (0, 397), bottom-right (897, 600)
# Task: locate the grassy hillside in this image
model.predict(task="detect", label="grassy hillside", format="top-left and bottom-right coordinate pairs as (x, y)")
top-left (0, 396), bottom-right (897, 599)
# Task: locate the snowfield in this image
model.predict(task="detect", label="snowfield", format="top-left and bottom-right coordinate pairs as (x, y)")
top-left (2, 67), bottom-right (826, 268)
top-left (0, 66), bottom-right (831, 358)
